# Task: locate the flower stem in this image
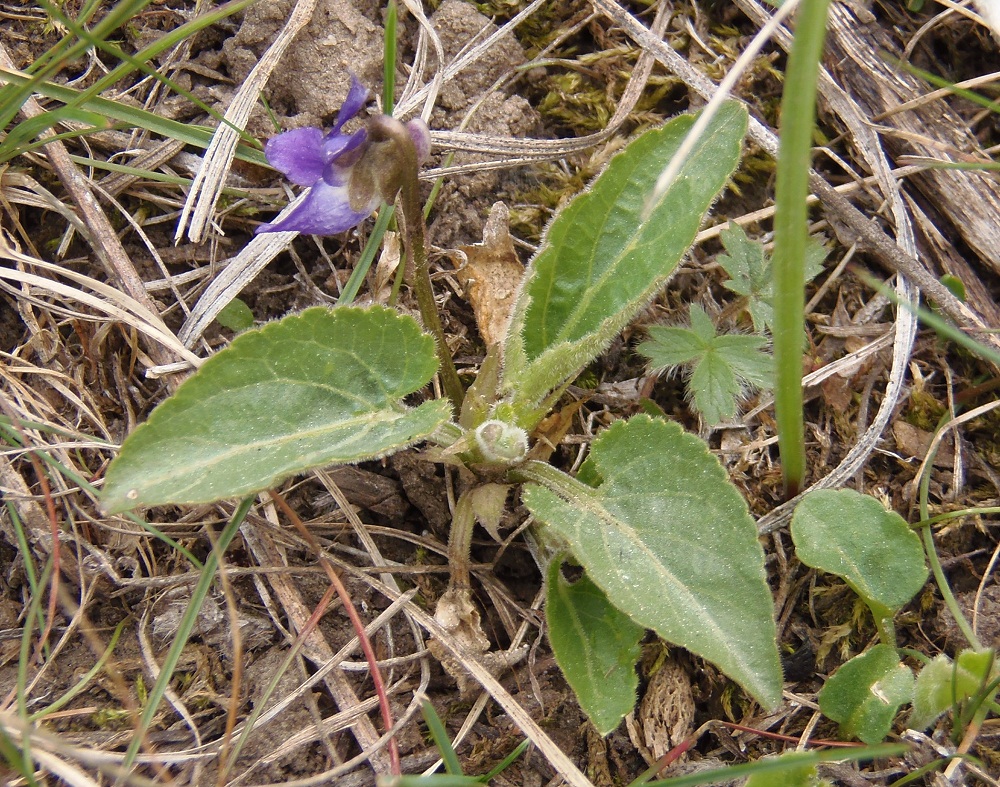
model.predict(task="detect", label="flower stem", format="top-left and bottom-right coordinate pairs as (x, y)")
top-left (369, 116), bottom-right (465, 414)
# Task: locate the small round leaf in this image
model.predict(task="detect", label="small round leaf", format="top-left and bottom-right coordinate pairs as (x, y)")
top-left (791, 489), bottom-right (927, 615)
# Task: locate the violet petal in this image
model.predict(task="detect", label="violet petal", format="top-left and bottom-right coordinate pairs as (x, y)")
top-left (322, 127), bottom-right (368, 165)
top-left (332, 76), bottom-right (370, 133)
top-left (321, 161), bottom-right (352, 188)
top-left (254, 178), bottom-right (378, 236)
top-left (263, 127), bottom-right (326, 186)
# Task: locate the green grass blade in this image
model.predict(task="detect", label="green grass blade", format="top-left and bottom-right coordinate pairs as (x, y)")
top-left (0, 726), bottom-right (37, 786)
top-left (67, 154), bottom-right (195, 186)
top-left (0, 0), bottom-right (151, 129)
top-left (2, 501), bottom-right (41, 611)
top-left (14, 558), bottom-right (54, 781)
top-left (637, 743), bottom-right (907, 786)
top-left (0, 423), bottom-right (201, 567)
top-left (29, 621), bottom-right (127, 722)
top-left (0, 0), bottom-right (260, 165)
top-left (384, 0), bottom-right (398, 114)
top-left (420, 700), bottom-right (464, 775)
top-left (337, 205), bottom-right (395, 305)
top-left (889, 55), bottom-right (1000, 114)
top-left (0, 70), bottom-right (267, 167)
top-left (121, 497), bottom-right (252, 771)
top-left (858, 271), bottom-right (1000, 368)
top-left (479, 739), bottom-right (529, 781)
top-left (771, 0), bottom-right (831, 496)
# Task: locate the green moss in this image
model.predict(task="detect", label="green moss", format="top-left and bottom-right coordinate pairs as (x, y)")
top-left (472, 0), bottom-right (529, 17)
top-left (90, 707), bottom-right (133, 728)
top-left (537, 72), bottom-right (615, 133)
top-left (906, 389), bottom-right (945, 431)
top-left (460, 0), bottom-right (575, 59)
top-left (733, 149), bottom-right (777, 189)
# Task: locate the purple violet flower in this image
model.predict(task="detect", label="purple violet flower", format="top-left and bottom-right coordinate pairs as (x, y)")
top-left (256, 77), bottom-right (431, 237)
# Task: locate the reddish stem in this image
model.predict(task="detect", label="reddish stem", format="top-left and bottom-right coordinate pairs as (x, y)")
top-left (271, 491), bottom-right (401, 775)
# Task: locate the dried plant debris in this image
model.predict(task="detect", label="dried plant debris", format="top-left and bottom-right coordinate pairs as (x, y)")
top-left (454, 202), bottom-right (525, 350)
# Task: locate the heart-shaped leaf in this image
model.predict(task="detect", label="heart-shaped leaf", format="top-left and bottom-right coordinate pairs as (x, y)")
top-left (502, 102), bottom-right (748, 425)
top-left (102, 306), bottom-right (449, 513)
top-left (524, 415), bottom-right (782, 709)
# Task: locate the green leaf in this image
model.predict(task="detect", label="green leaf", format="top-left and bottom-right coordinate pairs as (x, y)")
top-left (502, 102), bottom-right (748, 425)
top-left (545, 560), bottom-right (645, 735)
top-left (717, 224), bottom-right (826, 334)
top-left (803, 238), bottom-right (828, 283)
top-left (639, 326), bottom-right (704, 368)
top-left (215, 298), bottom-right (255, 332)
top-left (909, 650), bottom-right (993, 730)
top-left (957, 648), bottom-right (996, 681)
top-left (101, 306), bottom-right (450, 513)
top-left (939, 274), bottom-right (966, 302)
top-left (524, 415), bottom-right (782, 709)
top-left (715, 336), bottom-right (774, 388)
top-left (790, 489), bottom-right (928, 619)
top-left (819, 644), bottom-right (914, 743)
top-left (718, 224), bottom-right (772, 333)
top-left (639, 304), bottom-right (773, 425)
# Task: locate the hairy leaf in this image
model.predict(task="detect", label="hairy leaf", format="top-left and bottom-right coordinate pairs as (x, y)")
top-left (524, 415), bottom-right (782, 709)
top-left (718, 224), bottom-right (826, 333)
top-left (791, 489), bottom-right (928, 620)
top-left (502, 103), bottom-right (748, 425)
top-left (819, 645), bottom-right (914, 743)
top-left (639, 304), bottom-right (773, 424)
top-left (102, 306), bottom-right (449, 513)
top-left (909, 650), bottom-right (993, 730)
top-left (546, 561), bottom-right (645, 735)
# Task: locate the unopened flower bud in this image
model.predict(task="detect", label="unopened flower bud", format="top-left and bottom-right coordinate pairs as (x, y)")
top-left (474, 420), bottom-right (529, 464)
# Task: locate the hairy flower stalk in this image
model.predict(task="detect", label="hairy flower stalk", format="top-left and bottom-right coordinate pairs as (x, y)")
top-left (257, 77), bottom-right (463, 412)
